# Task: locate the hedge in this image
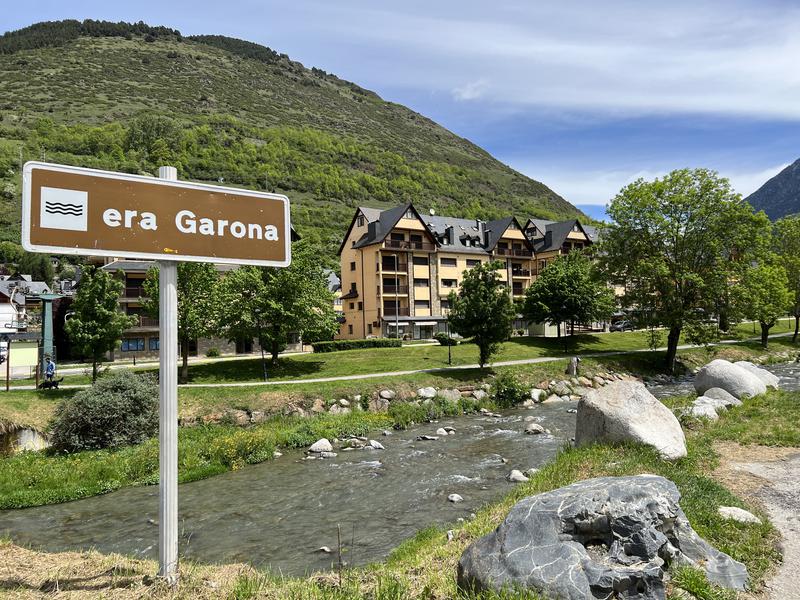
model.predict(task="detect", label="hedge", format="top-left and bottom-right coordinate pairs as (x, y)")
top-left (311, 338), bottom-right (402, 353)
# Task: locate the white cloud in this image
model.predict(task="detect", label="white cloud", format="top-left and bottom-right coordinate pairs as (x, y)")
top-left (512, 162), bottom-right (791, 206)
top-left (452, 79), bottom-right (488, 101)
top-left (274, 0), bottom-right (800, 120)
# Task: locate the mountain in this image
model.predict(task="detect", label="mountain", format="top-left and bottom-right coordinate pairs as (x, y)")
top-left (0, 21), bottom-right (585, 264)
top-left (746, 159), bottom-right (800, 220)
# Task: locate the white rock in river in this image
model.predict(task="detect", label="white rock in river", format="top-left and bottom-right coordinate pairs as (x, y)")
top-left (444, 426), bottom-right (456, 434)
top-left (318, 546), bottom-right (332, 553)
top-left (320, 451), bottom-right (338, 459)
top-left (733, 361), bottom-right (780, 389)
top-left (718, 506), bottom-right (762, 524)
top-left (309, 438), bottom-right (333, 453)
top-left (436, 427), bottom-right (449, 436)
top-left (369, 440), bottom-right (385, 450)
top-left (530, 388), bottom-right (546, 402)
top-left (417, 386), bottom-right (437, 399)
top-left (525, 423), bottom-right (547, 435)
top-left (694, 359), bottom-right (766, 399)
top-left (523, 468), bottom-right (540, 477)
top-left (542, 394), bottom-right (563, 404)
top-left (448, 493), bottom-right (464, 503)
top-left (507, 469), bottom-right (529, 483)
top-left (576, 380), bottom-right (687, 460)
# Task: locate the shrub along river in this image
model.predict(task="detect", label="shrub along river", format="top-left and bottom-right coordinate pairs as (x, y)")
top-left (1, 362), bottom-right (798, 576)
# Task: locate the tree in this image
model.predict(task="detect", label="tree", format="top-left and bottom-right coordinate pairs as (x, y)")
top-left (17, 251), bottom-right (54, 285)
top-left (0, 241), bottom-right (22, 264)
top-left (597, 168), bottom-right (771, 373)
top-left (774, 216), bottom-right (800, 342)
top-left (65, 266), bottom-right (136, 382)
top-left (735, 262), bottom-right (791, 349)
top-left (216, 241), bottom-right (338, 377)
top-left (447, 260), bottom-right (515, 369)
top-left (143, 263), bottom-right (219, 384)
top-left (523, 252), bottom-right (615, 352)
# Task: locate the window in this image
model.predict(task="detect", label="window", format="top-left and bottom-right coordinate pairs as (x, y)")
top-left (414, 278), bottom-right (429, 287)
top-left (441, 299), bottom-right (450, 310)
top-left (466, 259), bottom-right (481, 268)
top-left (367, 323), bottom-right (373, 334)
top-left (404, 208), bottom-right (414, 219)
top-left (149, 337), bottom-right (159, 351)
top-left (357, 302), bottom-right (363, 310)
top-left (357, 215), bottom-right (365, 227)
top-left (334, 297), bottom-right (343, 306)
top-left (349, 302), bottom-right (355, 310)
top-left (350, 282), bottom-right (357, 292)
top-left (414, 300), bottom-right (430, 309)
top-left (350, 261), bottom-right (356, 271)
top-left (573, 224), bottom-right (580, 232)
top-left (539, 260), bottom-right (547, 272)
top-left (442, 278), bottom-right (457, 288)
top-left (121, 338), bottom-right (144, 352)
top-left (412, 256), bottom-right (428, 266)
top-left (410, 234), bottom-right (422, 243)
top-left (348, 324), bottom-right (353, 334)
top-left (440, 257), bottom-right (457, 267)
top-left (391, 232), bottom-right (405, 241)
top-left (508, 221), bottom-right (518, 229)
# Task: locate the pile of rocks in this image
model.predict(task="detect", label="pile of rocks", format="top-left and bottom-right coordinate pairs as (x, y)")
top-left (524, 372), bottom-right (638, 407)
top-left (684, 359), bottom-right (779, 420)
top-left (306, 436), bottom-right (385, 458)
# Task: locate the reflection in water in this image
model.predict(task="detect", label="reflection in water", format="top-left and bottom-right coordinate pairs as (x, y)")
top-left (0, 404), bottom-right (576, 576)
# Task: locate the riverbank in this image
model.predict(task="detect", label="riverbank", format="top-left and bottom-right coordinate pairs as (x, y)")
top-left (2, 387), bottom-right (795, 599)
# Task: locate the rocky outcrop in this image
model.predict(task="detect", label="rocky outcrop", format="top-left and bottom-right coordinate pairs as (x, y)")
top-left (457, 475), bottom-right (748, 599)
top-left (694, 359), bottom-right (767, 399)
top-left (575, 381), bottom-right (687, 460)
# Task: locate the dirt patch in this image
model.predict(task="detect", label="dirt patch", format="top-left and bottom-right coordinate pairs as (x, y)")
top-left (0, 541), bottom-right (250, 599)
top-left (714, 442), bottom-right (800, 600)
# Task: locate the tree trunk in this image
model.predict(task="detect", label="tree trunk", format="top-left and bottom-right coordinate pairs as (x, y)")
top-left (794, 314), bottom-right (799, 344)
top-left (271, 340), bottom-right (281, 365)
top-left (570, 320), bottom-right (575, 336)
top-left (719, 310), bottom-right (729, 333)
top-left (760, 322), bottom-right (770, 349)
top-left (664, 326), bottom-right (682, 375)
top-left (180, 338), bottom-right (189, 384)
top-left (92, 359), bottom-right (98, 383)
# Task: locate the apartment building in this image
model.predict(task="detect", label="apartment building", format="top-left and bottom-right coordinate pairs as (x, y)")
top-left (336, 203), bottom-right (595, 340)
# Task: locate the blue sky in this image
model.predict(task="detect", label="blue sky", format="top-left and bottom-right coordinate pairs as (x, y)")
top-left (4, 1), bottom-right (800, 219)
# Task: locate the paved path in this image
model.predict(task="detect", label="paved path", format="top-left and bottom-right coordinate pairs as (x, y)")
top-left (7, 332), bottom-right (796, 391)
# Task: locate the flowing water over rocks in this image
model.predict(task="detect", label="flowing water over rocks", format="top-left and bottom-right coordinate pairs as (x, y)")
top-left (0, 404), bottom-right (575, 576)
top-left (647, 362), bottom-right (800, 399)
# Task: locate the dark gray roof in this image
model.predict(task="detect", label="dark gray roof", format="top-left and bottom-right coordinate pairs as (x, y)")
top-left (0, 279), bottom-right (50, 298)
top-left (529, 219), bottom-right (594, 253)
top-left (484, 217), bottom-right (516, 251)
top-left (352, 204), bottom-right (415, 249)
top-left (423, 215), bottom-right (490, 255)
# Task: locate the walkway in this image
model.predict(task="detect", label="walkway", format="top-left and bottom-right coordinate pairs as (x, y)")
top-left (7, 332), bottom-right (796, 391)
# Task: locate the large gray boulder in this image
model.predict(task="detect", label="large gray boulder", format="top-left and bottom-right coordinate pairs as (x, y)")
top-left (694, 359), bottom-right (766, 399)
top-left (575, 381), bottom-right (687, 460)
top-left (733, 361), bottom-right (780, 389)
top-left (457, 475), bottom-right (748, 600)
top-left (703, 387), bottom-right (742, 408)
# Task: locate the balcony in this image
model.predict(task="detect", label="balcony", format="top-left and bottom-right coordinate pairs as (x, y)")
top-left (123, 286), bottom-right (146, 298)
top-left (382, 306), bottom-right (410, 317)
top-left (384, 239), bottom-right (436, 252)
top-left (380, 262), bottom-right (408, 273)
top-left (512, 269), bottom-right (531, 277)
top-left (512, 288), bottom-right (525, 297)
top-left (128, 315), bottom-right (159, 329)
top-left (494, 248), bottom-right (533, 258)
top-left (382, 284), bottom-right (409, 295)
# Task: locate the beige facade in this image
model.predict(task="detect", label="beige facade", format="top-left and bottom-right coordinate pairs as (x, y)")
top-left (337, 204), bottom-right (595, 340)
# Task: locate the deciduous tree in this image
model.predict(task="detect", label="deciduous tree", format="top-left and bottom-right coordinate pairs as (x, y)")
top-left (65, 266), bottom-right (136, 382)
top-left (523, 252), bottom-right (615, 352)
top-left (774, 216), bottom-right (800, 343)
top-left (734, 261), bottom-right (792, 348)
top-left (597, 168), bottom-right (770, 373)
top-left (143, 262), bottom-right (219, 384)
top-left (447, 260), bottom-right (515, 369)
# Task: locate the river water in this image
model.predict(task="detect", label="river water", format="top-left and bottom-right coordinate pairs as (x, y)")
top-left (0, 403), bottom-right (576, 576)
top-left (3, 361), bottom-right (797, 576)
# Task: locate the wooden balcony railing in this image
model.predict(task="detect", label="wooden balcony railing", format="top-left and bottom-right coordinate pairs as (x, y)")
top-left (382, 284), bottom-right (409, 294)
top-left (129, 315), bottom-right (159, 327)
top-left (123, 286), bottom-right (146, 298)
top-left (380, 262), bottom-right (408, 272)
top-left (384, 239), bottom-right (436, 251)
top-left (382, 306), bottom-right (410, 317)
top-left (495, 248), bottom-right (533, 257)
top-left (512, 269), bottom-right (531, 277)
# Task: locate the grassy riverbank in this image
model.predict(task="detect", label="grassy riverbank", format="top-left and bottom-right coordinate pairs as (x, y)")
top-left (3, 389), bottom-right (795, 599)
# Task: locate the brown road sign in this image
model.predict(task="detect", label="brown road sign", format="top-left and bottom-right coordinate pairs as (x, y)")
top-left (22, 162), bottom-right (291, 266)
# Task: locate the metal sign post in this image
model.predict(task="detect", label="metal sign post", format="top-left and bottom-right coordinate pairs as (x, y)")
top-left (157, 166), bottom-right (179, 584)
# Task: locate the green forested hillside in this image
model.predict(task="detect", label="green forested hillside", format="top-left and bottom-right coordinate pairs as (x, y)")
top-left (0, 20), bottom-right (584, 264)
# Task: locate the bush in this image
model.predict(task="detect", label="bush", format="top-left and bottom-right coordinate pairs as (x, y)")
top-left (433, 332), bottom-right (458, 346)
top-left (492, 371), bottom-right (528, 409)
top-left (205, 347), bottom-right (220, 358)
top-left (49, 371), bottom-right (158, 453)
top-left (311, 338), bottom-right (401, 353)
